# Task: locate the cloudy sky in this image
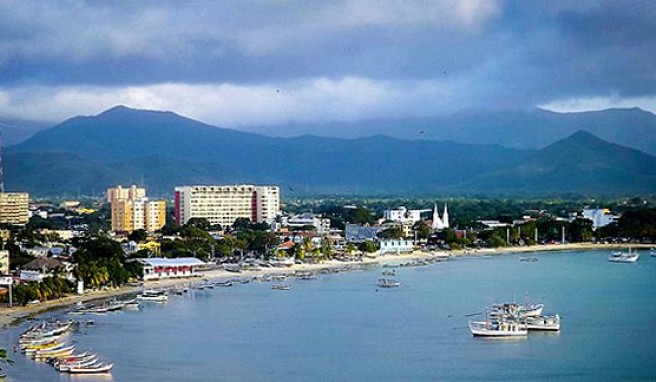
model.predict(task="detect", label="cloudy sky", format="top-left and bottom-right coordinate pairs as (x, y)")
top-left (1, 0), bottom-right (655, 129)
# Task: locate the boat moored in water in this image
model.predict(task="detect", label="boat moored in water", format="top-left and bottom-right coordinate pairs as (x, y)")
top-left (378, 277), bottom-right (401, 288)
top-left (524, 314), bottom-right (561, 331)
top-left (468, 319), bottom-right (528, 337)
top-left (609, 248), bottom-right (640, 263)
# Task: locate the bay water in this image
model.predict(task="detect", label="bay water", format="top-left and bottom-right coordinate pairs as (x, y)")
top-left (2, 250), bottom-right (655, 381)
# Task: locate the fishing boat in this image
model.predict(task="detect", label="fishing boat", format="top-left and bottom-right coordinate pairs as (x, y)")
top-left (651, 247), bottom-right (656, 257)
top-left (136, 289), bottom-right (169, 302)
top-left (490, 302), bottom-right (544, 318)
top-left (609, 248), bottom-right (639, 263)
top-left (67, 362), bottom-right (114, 374)
top-left (56, 356), bottom-right (100, 372)
top-left (20, 320), bottom-right (74, 341)
top-left (524, 314), bottom-right (561, 331)
top-left (519, 256), bottom-right (538, 262)
top-left (214, 280), bottom-right (233, 287)
top-left (468, 319), bottom-right (528, 337)
top-left (378, 277), bottom-right (401, 288)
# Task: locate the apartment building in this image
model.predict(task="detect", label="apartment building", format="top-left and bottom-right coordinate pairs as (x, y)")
top-left (107, 185), bottom-right (165, 232)
top-left (0, 192), bottom-right (29, 225)
top-left (174, 185), bottom-right (280, 227)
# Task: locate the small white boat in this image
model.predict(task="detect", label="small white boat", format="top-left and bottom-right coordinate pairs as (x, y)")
top-left (67, 362), bottom-right (114, 374)
top-left (378, 277), bottom-right (401, 288)
top-left (271, 283), bottom-right (292, 290)
top-left (650, 247), bottom-right (656, 257)
top-left (468, 320), bottom-right (528, 337)
top-left (136, 290), bottom-right (169, 302)
top-left (609, 248), bottom-right (639, 263)
top-left (524, 314), bottom-right (561, 331)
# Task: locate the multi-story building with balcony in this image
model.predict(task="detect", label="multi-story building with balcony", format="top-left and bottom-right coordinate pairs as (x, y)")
top-left (174, 185), bottom-right (280, 227)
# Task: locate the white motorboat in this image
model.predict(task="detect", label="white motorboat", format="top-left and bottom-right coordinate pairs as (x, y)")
top-left (609, 248), bottom-right (639, 263)
top-left (468, 320), bottom-right (528, 337)
top-left (136, 289), bottom-right (169, 302)
top-left (378, 277), bottom-right (401, 288)
top-left (524, 314), bottom-right (561, 331)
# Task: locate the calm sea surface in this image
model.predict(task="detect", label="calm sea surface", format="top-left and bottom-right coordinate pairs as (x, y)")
top-left (2, 250), bottom-right (655, 381)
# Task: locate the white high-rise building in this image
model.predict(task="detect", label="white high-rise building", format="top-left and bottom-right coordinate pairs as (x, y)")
top-left (174, 185), bottom-right (280, 227)
top-left (432, 203), bottom-right (450, 230)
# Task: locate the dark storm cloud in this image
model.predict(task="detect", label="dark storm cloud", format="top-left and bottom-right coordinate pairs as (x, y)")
top-left (0, 0), bottom-right (655, 126)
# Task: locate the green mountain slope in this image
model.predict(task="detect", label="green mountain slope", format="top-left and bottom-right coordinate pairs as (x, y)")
top-left (464, 130), bottom-right (656, 194)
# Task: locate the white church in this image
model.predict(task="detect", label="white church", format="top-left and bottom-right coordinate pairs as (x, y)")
top-left (432, 203), bottom-right (449, 230)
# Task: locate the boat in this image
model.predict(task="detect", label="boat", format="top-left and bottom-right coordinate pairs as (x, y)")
top-left (651, 247), bottom-right (656, 257)
top-left (524, 314), bottom-right (561, 331)
top-left (468, 319), bottom-right (528, 337)
top-left (378, 277), bottom-right (401, 288)
top-left (271, 283), bottom-right (292, 290)
top-left (67, 362), bottom-right (114, 374)
top-left (20, 320), bottom-right (74, 341)
top-left (222, 263), bottom-right (242, 273)
top-left (382, 269), bottom-right (396, 276)
top-left (214, 280), bottom-right (233, 287)
top-left (490, 302), bottom-right (544, 318)
top-left (519, 256), bottom-right (539, 262)
top-left (609, 248), bottom-right (639, 263)
top-left (136, 289), bottom-right (169, 302)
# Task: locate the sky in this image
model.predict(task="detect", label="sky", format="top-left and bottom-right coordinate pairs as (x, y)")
top-left (1, 0), bottom-right (655, 129)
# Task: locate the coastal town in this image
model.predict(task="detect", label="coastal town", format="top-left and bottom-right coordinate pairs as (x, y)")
top-left (0, 183), bottom-right (654, 323)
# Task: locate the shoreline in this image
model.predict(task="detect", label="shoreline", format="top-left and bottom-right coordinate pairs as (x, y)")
top-left (0, 242), bottom-right (650, 328)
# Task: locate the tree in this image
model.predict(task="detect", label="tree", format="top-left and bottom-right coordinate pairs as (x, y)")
top-left (358, 241), bottom-right (378, 253)
top-left (413, 221), bottom-right (432, 240)
top-left (186, 217), bottom-right (211, 231)
top-left (377, 226), bottom-right (403, 239)
top-left (232, 217), bottom-right (252, 231)
top-left (128, 229), bottom-right (148, 242)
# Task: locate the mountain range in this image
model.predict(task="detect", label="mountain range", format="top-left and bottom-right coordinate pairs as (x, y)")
top-left (252, 108), bottom-right (656, 156)
top-left (5, 106), bottom-right (656, 197)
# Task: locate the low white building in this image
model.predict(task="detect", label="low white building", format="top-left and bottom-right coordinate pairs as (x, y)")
top-left (383, 207), bottom-right (430, 224)
top-left (136, 257), bottom-right (206, 280)
top-left (282, 213), bottom-right (331, 233)
top-left (379, 239), bottom-right (414, 254)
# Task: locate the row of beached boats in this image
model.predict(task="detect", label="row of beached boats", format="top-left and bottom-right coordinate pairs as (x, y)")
top-left (468, 301), bottom-right (561, 337)
top-left (19, 319), bottom-right (113, 375)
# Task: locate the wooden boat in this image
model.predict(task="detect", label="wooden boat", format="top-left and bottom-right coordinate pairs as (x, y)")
top-left (56, 356), bottom-right (100, 372)
top-left (468, 319), bottom-right (528, 337)
top-left (21, 320), bottom-right (74, 341)
top-left (67, 362), bottom-right (114, 374)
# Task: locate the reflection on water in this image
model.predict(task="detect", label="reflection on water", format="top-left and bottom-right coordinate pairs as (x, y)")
top-left (1, 250), bottom-right (655, 381)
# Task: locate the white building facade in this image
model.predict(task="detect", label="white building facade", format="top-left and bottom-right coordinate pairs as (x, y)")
top-left (582, 208), bottom-right (618, 230)
top-left (174, 185), bottom-right (280, 227)
top-left (383, 206), bottom-right (429, 224)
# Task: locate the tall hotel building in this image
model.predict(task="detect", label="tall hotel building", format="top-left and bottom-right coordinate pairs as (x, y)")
top-left (174, 185), bottom-right (280, 227)
top-left (0, 192), bottom-right (29, 225)
top-left (107, 185), bottom-right (166, 232)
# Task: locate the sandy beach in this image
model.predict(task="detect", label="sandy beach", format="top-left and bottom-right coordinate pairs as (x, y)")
top-left (0, 242), bottom-right (650, 328)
